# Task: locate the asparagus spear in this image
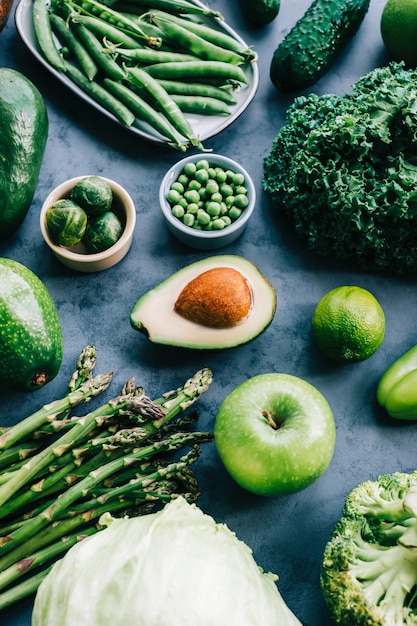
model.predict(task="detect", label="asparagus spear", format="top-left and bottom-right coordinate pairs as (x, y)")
top-left (0, 351), bottom-right (213, 610)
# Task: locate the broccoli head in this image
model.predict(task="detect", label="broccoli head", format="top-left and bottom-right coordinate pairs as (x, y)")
top-left (321, 471), bottom-right (417, 625)
top-left (263, 62), bottom-right (417, 274)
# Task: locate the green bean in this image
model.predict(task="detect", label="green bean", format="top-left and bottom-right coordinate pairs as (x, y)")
top-left (149, 11), bottom-right (244, 65)
top-left (171, 94), bottom-right (231, 116)
top-left (144, 60), bottom-right (248, 85)
top-left (127, 66), bottom-right (206, 151)
top-left (107, 0), bottom-right (223, 19)
top-left (104, 43), bottom-right (195, 64)
top-left (102, 78), bottom-right (187, 150)
top-left (156, 79), bottom-right (237, 105)
top-left (72, 13), bottom-right (141, 47)
top-left (64, 61), bottom-right (135, 125)
top-left (50, 13), bottom-right (98, 80)
top-left (72, 22), bottom-right (127, 79)
top-left (160, 11), bottom-right (256, 61)
top-left (33, 0), bottom-right (67, 71)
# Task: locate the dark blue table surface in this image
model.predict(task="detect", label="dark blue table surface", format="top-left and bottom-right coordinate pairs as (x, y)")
top-left (1, 0), bottom-right (416, 624)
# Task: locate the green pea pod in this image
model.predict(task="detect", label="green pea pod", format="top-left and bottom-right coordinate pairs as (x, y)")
top-left (384, 369), bottom-right (417, 420)
top-left (376, 343), bottom-right (417, 407)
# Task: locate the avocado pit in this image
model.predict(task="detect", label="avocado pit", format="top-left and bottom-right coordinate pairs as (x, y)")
top-left (174, 267), bottom-right (252, 329)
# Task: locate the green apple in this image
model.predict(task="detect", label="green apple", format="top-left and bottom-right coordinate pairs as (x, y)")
top-left (214, 373), bottom-right (336, 497)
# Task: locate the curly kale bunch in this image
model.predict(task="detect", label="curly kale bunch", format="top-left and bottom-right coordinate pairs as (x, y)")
top-left (321, 471), bottom-right (417, 625)
top-left (263, 62), bottom-right (417, 273)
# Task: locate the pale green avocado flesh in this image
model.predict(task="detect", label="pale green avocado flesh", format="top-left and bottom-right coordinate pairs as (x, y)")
top-left (130, 255), bottom-right (277, 349)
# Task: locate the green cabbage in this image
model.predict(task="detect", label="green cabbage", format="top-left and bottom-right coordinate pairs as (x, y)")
top-left (32, 497), bottom-right (302, 626)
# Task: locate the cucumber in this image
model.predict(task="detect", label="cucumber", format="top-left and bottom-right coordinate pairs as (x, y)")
top-left (0, 258), bottom-right (63, 392)
top-left (270, 0), bottom-right (370, 92)
top-left (239, 0), bottom-right (280, 26)
top-left (0, 69), bottom-right (48, 237)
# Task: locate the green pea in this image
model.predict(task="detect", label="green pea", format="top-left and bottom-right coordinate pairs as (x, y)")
top-left (225, 195), bottom-right (235, 207)
top-left (207, 167), bottom-right (216, 179)
top-left (206, 201), bottom-right (221, 217)
top-left (225, 169), bottom-right (235, 181)
top-left (197, 209), bottom-right (210, 225)
top-left (187, 202), bottom-right (199, 215)
top-left (195, 168), bottom-right (209, 184)
top-left (228, 206), bottom-right (242, 220)
top-left (203, 221), bottom-right (214, 231)
top-left (221, 215), bottom-right (232, 226)
top-left (220, 183), bottom-right (234, 198)
top-left (199, 187), bottom-right (208, 200)
top-left (177, 196), bottom-right (188, 209)
top-left (235, 186), bottom-right (247, 195)
top-left (211, 192), bottom-right (223, 204)
top-left (212, 218), bottom-right (226, 230)
top-left (184, 162), bottom-right (197, 176)
top-left (193, 221), bottom-right (203, 230)
top-left (234, 194), bottom-right (249, 209)
top-left (171, 181), bottom-right (184, 194)
top-left (196, 159), bottom-right (210, 170)
top-left (183, 213), bottom-right (195, 227)
top-left (214, 167), bottom-right (227, 184)
top-left (171, 205), bottom-right (185, 219)
top-left (220, 202), bottom-right (228, 215)
top-left (188, 179), bottom-right (202, 191)
top-left (206, 179), bottom-right (219, 195)
top-left (167, 189), bottom-right (181, 204)
top-left (184, 189), bottom-right (200, 204)
top-left (177, 174), bottom-right (189, 186)
top-left (232, 172), bottom-right (245, 186)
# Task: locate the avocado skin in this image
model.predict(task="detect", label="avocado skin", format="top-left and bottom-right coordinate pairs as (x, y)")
top-left (0, 68), bottom-right (48, 238)
top-left (0, 258), bottom-right (63, 392)
top-left (270, 0), bottom-right (370, 92)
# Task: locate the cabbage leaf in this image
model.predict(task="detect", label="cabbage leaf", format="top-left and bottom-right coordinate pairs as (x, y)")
top-left (32, 497), bottom-right (302, 625)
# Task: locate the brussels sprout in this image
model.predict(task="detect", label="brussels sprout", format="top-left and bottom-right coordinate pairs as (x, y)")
top-left (83, 211), bottom-right (123, 253)
top-left (71, 176), bottom-right (113, 216)
top-left (46, 199), bottom-right (87, 247)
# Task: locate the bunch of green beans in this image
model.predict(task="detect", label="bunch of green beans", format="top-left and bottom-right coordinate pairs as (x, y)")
top-left (32, 0), bottom-right (257, 151)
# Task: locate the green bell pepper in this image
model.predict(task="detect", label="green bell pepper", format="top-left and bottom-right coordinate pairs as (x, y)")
top-left (377, 344), bottom-right (417, 420)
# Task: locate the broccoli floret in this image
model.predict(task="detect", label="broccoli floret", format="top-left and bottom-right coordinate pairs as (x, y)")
top-left (263, 62), bottom-right (417, 274)
top-left (321, 471), bottom-right (417, 625)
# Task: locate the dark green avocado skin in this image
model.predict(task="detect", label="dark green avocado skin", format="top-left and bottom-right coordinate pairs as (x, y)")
top-left (0, 68), bottom-right (48, 238)
top-left (0, 258), bottom-right (63, 392)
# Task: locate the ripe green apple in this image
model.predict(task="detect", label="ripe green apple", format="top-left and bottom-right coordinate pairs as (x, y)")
top-left (214, 373), bottom-right (336, 497)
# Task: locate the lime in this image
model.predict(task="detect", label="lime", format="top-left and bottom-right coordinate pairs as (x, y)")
top-left (311, 286), bottom-right (385, 363)
top-left (381, 0), bottom-right (417, 67)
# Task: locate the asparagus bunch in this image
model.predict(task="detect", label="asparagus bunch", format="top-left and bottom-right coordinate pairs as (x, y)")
top-left (0, 346), bottom-right (213, 610)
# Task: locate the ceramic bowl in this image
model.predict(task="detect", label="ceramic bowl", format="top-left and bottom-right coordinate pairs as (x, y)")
top-left (40, 175), bottom-right (136, 272)
top-left (159, 154), bottom-right (256, 250)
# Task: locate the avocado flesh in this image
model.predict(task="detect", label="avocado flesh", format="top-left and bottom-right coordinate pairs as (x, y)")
top-left (130, 255), bottom-right (277, 349)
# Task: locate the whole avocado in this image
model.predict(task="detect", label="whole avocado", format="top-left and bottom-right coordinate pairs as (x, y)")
top-left (0, 68), bottom-right (48, 238)
top-left (0, 258), bottom-right (63, 392)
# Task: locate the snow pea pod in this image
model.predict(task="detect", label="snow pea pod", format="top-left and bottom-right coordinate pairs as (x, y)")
top-left (149, 11), bottom-right (245, 65)
top-left (33, 0), bottom-right (66, 71)
top-left (377, 343), bottom-right (417, 419)
top-left (144, 60), bottom-right (248, 84)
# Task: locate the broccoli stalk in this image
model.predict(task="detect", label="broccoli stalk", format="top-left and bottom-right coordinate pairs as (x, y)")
top-left (321, 471), bottom-right (417, 625)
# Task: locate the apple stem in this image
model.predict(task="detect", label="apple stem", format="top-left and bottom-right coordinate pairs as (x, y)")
top-left (262, 410), bottom-right (281, 430)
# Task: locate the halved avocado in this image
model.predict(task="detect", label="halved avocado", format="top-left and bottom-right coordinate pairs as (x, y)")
top-left (130, 255), bottom-right (277, 349)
